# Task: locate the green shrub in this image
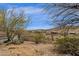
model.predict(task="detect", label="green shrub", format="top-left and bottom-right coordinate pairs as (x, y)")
top-left (55, 36), bottom-right (79, 55)
top-left (33, 32), bottom-right (45, 44)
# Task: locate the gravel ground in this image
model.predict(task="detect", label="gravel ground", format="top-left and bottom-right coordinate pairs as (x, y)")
top-left (0, 41), bottom-right (59, 56)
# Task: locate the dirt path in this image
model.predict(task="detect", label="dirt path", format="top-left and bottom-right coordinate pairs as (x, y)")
top-left (0, 41), bottom-right (58, 56)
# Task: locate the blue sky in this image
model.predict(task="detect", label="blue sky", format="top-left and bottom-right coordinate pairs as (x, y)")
top-left (0, 3), bottom-right (54, 30)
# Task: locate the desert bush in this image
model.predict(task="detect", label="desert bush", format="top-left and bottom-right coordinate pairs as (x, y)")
top-left (55, 36), bottom-right (79, 56)
top-left (12, 39), bottom-right (24, 45)
top-left (5, 39), bottom-right (24, 45)
top-left (5, 35), bottom-right (24, 45)
top-left (33, 32), bottom-right (45, 44)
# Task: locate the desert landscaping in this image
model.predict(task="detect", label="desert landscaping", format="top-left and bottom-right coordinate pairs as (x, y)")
top-left (0, 3), bottom-right (78, 56)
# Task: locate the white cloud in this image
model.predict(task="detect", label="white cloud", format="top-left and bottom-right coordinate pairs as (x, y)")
top-left (22, 7), bottom-right (43, 14)
top-left (8, 6), bottom-right (44, 14)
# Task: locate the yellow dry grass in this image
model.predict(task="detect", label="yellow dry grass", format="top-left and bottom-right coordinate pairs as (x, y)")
top-left (0, 41), bottom-right (58, 56)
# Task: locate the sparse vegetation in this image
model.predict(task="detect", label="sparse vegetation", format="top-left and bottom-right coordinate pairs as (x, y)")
top-left (0, 9), bottom-right (30, 44)
top-left (0, 3), bottom-right (78, 56)
top-left (33, 32), bottom-right (45, 44)
top-left (55, 36), bottom-right (79, 55)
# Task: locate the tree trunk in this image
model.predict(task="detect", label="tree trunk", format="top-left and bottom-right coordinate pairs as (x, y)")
top-left (4, 28), bottom-right (11, 43)
top-left (63, 26), bottom-right (70, 37)
top-left (51, 32), bottom-right (54, 41)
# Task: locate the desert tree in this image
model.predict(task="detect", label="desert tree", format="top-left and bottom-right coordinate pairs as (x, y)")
top-left (44, 3), bottom-right (79, 36)
top-left (0, 8), bottom-right (29, 43)
top-left (44, 4), bottom-right (79, 55)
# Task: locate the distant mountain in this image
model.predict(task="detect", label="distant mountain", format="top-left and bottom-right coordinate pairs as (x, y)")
top-left (26, 26), bottom-right (79, 34)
